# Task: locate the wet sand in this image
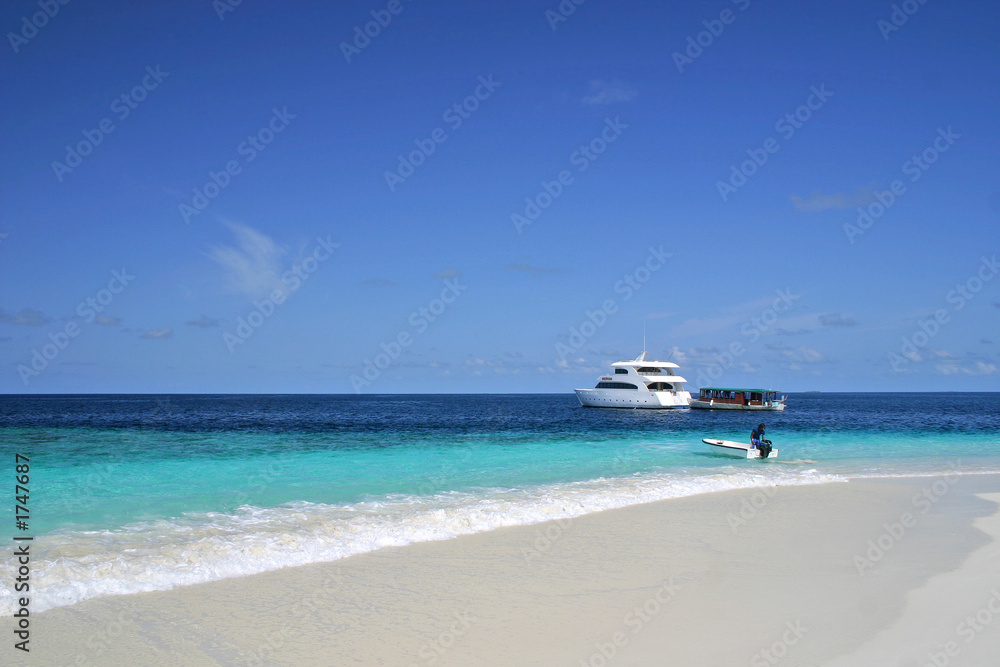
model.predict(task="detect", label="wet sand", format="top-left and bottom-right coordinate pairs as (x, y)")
top-left (7, 474), bottom-right (1000, 666)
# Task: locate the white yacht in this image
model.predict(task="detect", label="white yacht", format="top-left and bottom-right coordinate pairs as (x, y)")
top-left (574, 352), bottom-right (692, 409)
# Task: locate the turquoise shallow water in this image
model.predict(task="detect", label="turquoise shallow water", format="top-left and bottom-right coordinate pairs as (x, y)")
top-left (1, 393), bottom-right (998, 614)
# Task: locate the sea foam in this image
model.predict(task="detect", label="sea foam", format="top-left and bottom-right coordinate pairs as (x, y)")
top-left (2, 467), bottom-right (849, 615)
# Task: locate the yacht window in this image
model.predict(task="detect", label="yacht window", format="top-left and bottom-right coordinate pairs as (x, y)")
top-left (595, 382), bottom-right (638, 390)
top-left (614, 368), bottom-right (628, 374)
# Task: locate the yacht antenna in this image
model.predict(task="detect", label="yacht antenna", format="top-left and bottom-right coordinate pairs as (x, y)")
top-left (642, 320), bottom-right (647, 361)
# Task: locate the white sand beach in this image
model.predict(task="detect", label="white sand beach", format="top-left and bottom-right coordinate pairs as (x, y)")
top-left (7, 474), bottom-right (1000, 666)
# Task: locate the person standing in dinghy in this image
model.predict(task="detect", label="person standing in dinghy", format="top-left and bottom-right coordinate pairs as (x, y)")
top-left (751, 423), bottom-right (772, 458)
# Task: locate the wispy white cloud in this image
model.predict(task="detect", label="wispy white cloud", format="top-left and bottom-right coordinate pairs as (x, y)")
top-left (505, 262), bottom-right (561, 275)
top-left (767, 345), bottom-right (832, 366)
top-left (95, 315), bottom-right (122, 326)
top-left (359, 278), bottom-right (397, 288)
top-left (664, 295), bottom-right (781, 339)
top-left (465, 358), bottom-right (498, 367)
top-left (819, 313), bottom-right (856, 327)
top-left (927, 351), bottom-right (999, 376)
top-left (936, 360), bottom-right (998, 376)
top-left (665, 313), bottom-right (750, 339)
top-left (666, 346), bottom-right (689, 363)
top-left (0, 308), bottom-right (50, 326)
top-left (789, 187), bottom-right (875, 212)
top-left (553, 354), bottom-right (600, 374)
top-left (463, 354), bottom-right (559, 376)
top-left (140, 328), bottom-right (173, 339)
top-left (208, 221), bottom-right (288, 300)
top-left (432, 268), bottom-right (462, 280)
top-left (582, 79), bottom-right (637, 105)
top-left (185, 315), bottom-right (219, 328)
top-left (665, 345), bottom-right (761, 375)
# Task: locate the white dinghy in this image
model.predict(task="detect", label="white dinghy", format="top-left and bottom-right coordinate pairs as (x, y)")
top-left (703, 438), bottom-right (778, 459)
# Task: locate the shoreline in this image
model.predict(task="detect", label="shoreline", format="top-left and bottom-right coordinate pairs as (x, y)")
top-left (16, 465), bottom-right (1000, 617)
top-left (827, 488), bottom-right (1000, 666)
top-left (6, 473), bottom-right (1000, 665)
top-left (5, 464), bottom-right (856, 616)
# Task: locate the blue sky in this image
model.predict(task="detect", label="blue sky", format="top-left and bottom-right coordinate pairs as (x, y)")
top-left (1, 0), bottom-right (998, 393)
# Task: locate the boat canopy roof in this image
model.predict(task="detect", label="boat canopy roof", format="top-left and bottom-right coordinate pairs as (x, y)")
top-left (700, 387), bottom-right (780, 392)
top-left (611, 360), bottom-right (680, 368)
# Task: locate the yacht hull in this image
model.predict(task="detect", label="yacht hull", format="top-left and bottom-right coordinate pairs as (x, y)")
top-left (575, 388), bottom-right (691, 409)
top-left (689, 400), bottom-right (785, 411)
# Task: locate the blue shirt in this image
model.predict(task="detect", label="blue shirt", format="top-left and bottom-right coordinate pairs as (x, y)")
top-left (751, 427), bottom-right (765, 445)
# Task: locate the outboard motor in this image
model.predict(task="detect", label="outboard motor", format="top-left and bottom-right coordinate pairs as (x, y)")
top-left (758, 439), bottom-right (772, 459)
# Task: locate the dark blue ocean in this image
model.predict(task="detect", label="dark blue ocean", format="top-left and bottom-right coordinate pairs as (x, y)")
top-left (1, 393), bottom-right (998, 614)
